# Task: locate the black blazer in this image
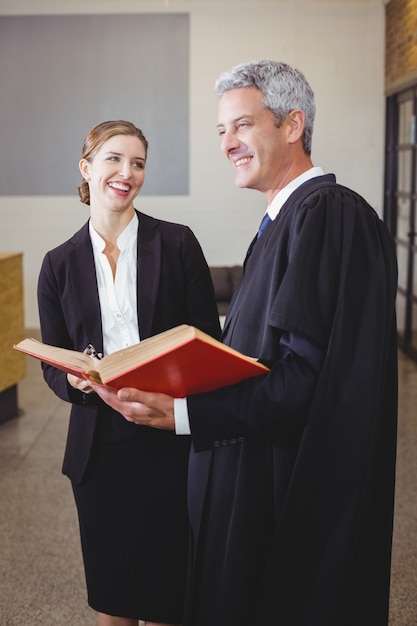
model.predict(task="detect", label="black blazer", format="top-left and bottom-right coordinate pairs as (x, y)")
top-left (37, 210), bottom-right (221, 484)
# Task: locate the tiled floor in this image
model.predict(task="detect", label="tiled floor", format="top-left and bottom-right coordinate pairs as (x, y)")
top-left (0, 340), bottom-right (416, 625)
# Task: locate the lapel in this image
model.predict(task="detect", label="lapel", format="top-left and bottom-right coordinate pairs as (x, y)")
top-left (222, 232), bottom-right (258, 338)
top-left (136, 212), bottom-right (162, 340)
top-left (222, 278), bottom-right (244, 339)
top-left (67, 222), bottom-right (104, 351)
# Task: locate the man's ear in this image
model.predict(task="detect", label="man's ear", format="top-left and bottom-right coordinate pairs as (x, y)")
top-left (287, 110), bottom-right (305, 145)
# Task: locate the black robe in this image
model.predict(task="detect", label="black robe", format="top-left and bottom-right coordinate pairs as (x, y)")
top-left (185, 175), bottom-right (398, 626)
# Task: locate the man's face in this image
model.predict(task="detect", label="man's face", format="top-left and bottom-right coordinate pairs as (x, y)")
top-left (217, 87), bottom-right (292, 198)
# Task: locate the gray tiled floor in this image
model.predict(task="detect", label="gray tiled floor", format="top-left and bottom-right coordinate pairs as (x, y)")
top-left (0, 340), bottom-right (416, 625)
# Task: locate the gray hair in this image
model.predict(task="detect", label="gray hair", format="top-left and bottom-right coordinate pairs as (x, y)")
top-left (215, 60), bottom-right (315, 155)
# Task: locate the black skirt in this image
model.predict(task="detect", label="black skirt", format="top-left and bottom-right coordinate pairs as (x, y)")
top-left (71, 409), bottom-right (190, 623)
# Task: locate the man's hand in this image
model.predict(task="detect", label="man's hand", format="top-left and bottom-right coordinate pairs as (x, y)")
top-left (90, 383), bottom-right (176, 431)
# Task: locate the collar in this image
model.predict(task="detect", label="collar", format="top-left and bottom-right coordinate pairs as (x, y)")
top-left (267, 166), bottom-right (325, 220)
top-left (89, 211), bottom-right (139, 253)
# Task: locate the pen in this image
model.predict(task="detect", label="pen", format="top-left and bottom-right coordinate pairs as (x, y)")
top-left (83, 344), bottom-right (103, 360)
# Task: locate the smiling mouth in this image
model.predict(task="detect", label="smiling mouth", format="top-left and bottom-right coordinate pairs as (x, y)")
top-left (234, 157), bottom-right (252, 167)
top-left (109, 181), bottom-right (131, 192)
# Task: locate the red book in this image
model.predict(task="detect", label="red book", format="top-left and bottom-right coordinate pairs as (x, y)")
top-left (13, 324), bottom-right (269, 397)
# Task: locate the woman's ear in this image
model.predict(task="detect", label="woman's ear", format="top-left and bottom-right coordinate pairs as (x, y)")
top-left (287, 110), bottom-right (305, 145)
top-left (79, 158), bottom-right (90, 181)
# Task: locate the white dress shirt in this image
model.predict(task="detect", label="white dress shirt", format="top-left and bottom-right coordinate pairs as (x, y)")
top-left (89, 213), bottom-right (140, 356)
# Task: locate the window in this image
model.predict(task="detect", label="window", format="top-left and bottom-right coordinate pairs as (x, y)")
top-left (384, 87), bottom-right (417, 360)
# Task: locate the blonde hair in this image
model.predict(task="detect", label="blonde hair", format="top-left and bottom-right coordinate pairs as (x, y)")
top-left (78, 120), bottom-right (148, 205)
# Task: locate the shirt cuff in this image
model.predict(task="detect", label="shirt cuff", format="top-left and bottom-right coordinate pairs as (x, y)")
top-left (174, 397), bottom-right (191, 435)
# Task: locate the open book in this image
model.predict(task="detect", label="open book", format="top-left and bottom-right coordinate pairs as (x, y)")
top-left (13, 324), bottom-right (269, 397)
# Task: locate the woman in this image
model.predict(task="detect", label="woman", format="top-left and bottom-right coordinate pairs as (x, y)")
top-left (37, 120), bottom-right (221, 626)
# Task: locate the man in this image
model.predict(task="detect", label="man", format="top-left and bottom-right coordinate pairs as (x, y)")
top-left (93, 60), bottom-right (398, 626)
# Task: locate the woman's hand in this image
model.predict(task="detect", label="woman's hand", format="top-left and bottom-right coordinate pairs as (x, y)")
top-left (67, 373), bottom-right (95, 394)
top-left (90, 383), bottom-right (176, 431)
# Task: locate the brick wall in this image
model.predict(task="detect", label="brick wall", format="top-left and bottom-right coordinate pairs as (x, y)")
top-left (386, 0), bottom-right (417, 93)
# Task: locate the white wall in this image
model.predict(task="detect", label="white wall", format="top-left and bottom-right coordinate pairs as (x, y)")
top-left (0, 0), bottom-right (386, 328)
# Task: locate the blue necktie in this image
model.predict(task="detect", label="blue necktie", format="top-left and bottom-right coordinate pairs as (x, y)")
top-left (257, 213), bottom-right (272, 238)
top-left (225, 213), bottom-right (272, 331)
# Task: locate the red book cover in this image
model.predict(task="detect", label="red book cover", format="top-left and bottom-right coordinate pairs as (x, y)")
top-left (102, 337), bottom-right (268, 396)
top-left (14, 325), bottom-right (269, 397)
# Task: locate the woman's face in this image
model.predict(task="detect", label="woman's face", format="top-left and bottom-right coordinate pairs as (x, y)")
top-left (80, 134), bottom-right (146, 214)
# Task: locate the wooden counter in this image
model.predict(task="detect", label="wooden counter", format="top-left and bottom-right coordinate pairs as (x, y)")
top-left (0, 253), bottom-right (26, 423)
